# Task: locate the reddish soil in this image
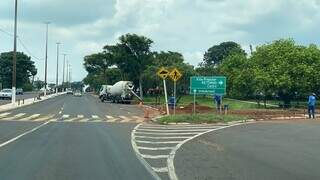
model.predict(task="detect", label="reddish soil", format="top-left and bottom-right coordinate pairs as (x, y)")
top-left (146, 103), bottom-right (309, 121)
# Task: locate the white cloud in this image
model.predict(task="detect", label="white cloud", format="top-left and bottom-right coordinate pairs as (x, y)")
top-left (1, 0), bottom-right (320, 81)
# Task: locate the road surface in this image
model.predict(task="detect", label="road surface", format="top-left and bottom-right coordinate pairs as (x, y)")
top-left (175, 120), bottom-right (320, 180)
top-left (0, 94), bottom-right (153, 180)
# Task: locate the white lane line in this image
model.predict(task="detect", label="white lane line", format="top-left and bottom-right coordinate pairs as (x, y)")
top-left (139, 126), bottom-right (223, 130)
top-left (153, 167), bottom-right (168, 173)
top-left (131, 124), bottom-right (162, 180)
top-left (78, 115), bottom-right (84, 118)
top-left (79, 118), bottom-right (90, 122)
top-left (21, 114), bottom-right (41, 121)
top-left (141, 154), bottom-right (169, 159)
top-left (135, 136), bottom-right (191, 140)
top-left (92, 115), bottom-right (99, 119)
top-left (137, 147), bottom-right (174, 151)
top-left (136, 140), bottom-right (181, 144)
top-left (136, 128), bottom-right (212, 132)
top-left (134, 132), bottom-right (200, 136)
top-left (167, 122), bottom-right (255, 180)
top-left (0, 120), bottom-right (51, 148)
top-left (106, 115), bottom-right (114, 119)
top-left (62, 114), bottom-right (70, 118)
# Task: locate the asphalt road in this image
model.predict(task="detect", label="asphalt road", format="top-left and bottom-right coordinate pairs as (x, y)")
top-left (175, 120), bottom-right (320, 180)
top-left (0, 94), bottom-right (153, 180)
top-left (0, 92), bottom-right (41, 105)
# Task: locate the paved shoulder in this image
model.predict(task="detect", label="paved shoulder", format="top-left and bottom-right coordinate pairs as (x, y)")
top-left (174, 121), bottom-right (320, 180)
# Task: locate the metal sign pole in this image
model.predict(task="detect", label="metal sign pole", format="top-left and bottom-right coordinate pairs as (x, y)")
top-left (174, 81), bottom-right (176, 115)
top-left (193, 90), bottom-right (196, 115)
top-left (163, 79), bottom-right (170, 115)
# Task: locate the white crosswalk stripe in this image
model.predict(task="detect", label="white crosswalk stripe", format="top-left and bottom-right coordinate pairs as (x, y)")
top-left (33, 114), bottom-right (55, 122)
top-left (0, 113), bottom-right (145, 123)
top-left (0, 112), bottom-right (11, 118)
top-left (1, 113), bottom-right (25, 120)
top-left (20, 114), bottom-right (41, 121)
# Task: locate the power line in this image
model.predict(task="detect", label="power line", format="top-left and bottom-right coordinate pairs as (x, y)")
top-left (0, 27), bottom-right (43, 61)
top-left (17, 37), bottom-right (43, 61)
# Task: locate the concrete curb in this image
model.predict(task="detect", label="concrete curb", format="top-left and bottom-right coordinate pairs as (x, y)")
top-left (0, 92), bottom-right (66, 113)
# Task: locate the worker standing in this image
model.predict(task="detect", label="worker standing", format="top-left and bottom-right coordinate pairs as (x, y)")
top-left (308, 93), bottom-right (316, 119)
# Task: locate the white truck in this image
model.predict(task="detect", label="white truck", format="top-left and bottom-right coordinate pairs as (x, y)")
top-left (99, 81), bottom-right (137, 104)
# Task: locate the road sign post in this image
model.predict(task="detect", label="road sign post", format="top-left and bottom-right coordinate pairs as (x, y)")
top-left (169, 68), bottom-right (182, 116)
top-left (190, 76), bottom-right (227, 114)
top-left (157, 68), bottom-right (170, 115)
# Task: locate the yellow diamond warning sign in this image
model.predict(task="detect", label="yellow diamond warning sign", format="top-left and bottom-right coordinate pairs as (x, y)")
top-left (169, 68), bottom-right (182, 82)
top-left (157, 67), bottom-right (170, 80)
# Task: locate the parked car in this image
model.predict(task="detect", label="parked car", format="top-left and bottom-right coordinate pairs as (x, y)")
top-left (16, 88), bottom-right (23, 95)
top-left (0, 89), bottom-right (12, 100)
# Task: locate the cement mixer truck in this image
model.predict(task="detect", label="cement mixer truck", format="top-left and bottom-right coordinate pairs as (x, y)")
top-left (100, 81), bottom-right (140, 104)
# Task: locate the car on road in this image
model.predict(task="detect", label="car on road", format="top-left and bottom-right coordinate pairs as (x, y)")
top-left (16, 88), bottom-right (23, 95)
top-left (73, 90), bottom-right (82, 97)
top-left (0, 89), bottom-right (12, 100)
top-left (66, 88), bottom-right (73, 95)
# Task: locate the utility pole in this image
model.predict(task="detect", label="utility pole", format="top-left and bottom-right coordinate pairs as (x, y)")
top-left (55, 42), bottom-right (61, 94)
top-left (12, 0), bottom-right (18, 105)
top-left (69, 64), bottom-right (72, 88)
top-left (44, 22), bottom-right (50, 96)
top-left (66, 60), bottom-right (69, 85)
top-left (62, 53), bottom-right (66, 90)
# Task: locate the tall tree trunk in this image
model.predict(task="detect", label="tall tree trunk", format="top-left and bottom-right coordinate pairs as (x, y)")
top-left (139, 75), bottom-right (143, 100)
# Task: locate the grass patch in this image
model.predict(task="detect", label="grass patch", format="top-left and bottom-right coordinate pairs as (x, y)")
top-left (157, 113), bottom-right (249, 124)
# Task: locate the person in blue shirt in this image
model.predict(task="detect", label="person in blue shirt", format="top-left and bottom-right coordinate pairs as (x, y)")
top-left (308, 93), bottom-right (316, 119)
top-left (214, 95), bottom-right (222, 111)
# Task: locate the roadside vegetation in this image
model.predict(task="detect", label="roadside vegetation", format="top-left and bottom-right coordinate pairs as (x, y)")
top-left (157, 113), bottom-right (249, 124)
top-left (84, 34), bottom-right (319, 109)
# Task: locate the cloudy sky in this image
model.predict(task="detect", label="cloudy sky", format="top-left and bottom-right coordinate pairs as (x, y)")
top-left (0, 0), bottom-right (319, 83)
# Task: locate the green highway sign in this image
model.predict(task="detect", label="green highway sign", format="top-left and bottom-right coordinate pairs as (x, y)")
top-left (190, 76), bottom-right (226, 95)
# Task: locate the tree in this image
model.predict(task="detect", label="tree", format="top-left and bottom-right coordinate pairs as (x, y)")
top-left (203, 41), bottom-right (246, 66)
top-left (104, 33), bottom-right (154, 99)
top-left (0, 51), bottom-right (37, 89)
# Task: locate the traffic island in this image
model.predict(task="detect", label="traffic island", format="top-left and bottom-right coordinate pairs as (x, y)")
top-left (157, 113), bottom-right (249, 124)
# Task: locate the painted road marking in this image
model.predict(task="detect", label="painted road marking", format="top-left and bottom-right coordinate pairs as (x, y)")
top-left (153, 167), bottom-right (168, 173)
top-left (138, 147), bottom-right (174, 151)
top-left (131, 122), bottom-right (248, 180)
top-left (20, 114), bottom-right (41, 121)
top-left (134, 132), bottom-right (200, 135)
top-left (0, 120), bottom-right (51, 148)
top-left (136, 128), bottom-right (213, 132)
top-left (33, 114), bottom-right (55, 122)
top-left (62, 114), bottom-right (70, 119)
top-left (135, 140), bottom-right (181, 144)
top-left (0, 112), bottom-right (11, 118)
top-left (106, 115), bottom-right (114, 119)
top-left (135, 136), bottom-right (191, 140)
top-left (119, 116), bottom-right (131, 123)
top-left (78, 115), bottom-right (84, 118)
top-left (140, 154), bottom-right (169, 159)
top-left (1, 113), bottom-right (26, 120)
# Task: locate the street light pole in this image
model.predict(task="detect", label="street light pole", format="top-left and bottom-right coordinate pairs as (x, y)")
top-left (62, 54), bottom-right (66, 88)
top-left (44, 22), bottom-right (50, 96)
top-left (12, 0), bottom-right (18, 105)
top-left (55, 42), bottom-right (61, 94)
